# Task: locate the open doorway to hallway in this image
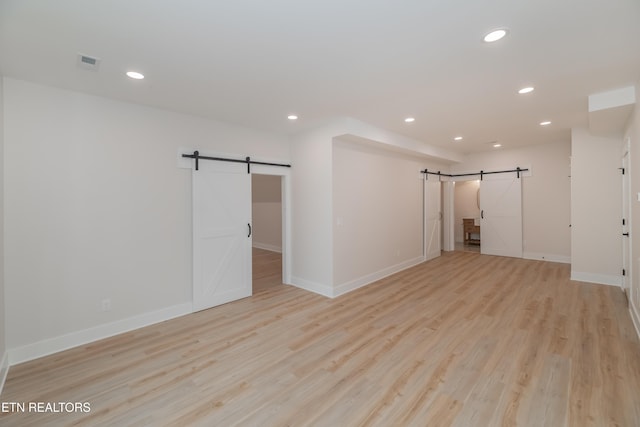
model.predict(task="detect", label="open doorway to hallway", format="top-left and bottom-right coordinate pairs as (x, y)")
top-left (251, 174), bottom-right (284, 293)
top-left (454, 180), bottom-right (481, 253)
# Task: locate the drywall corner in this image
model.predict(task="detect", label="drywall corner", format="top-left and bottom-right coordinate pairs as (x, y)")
top-left (0, 351), bottom-right (8, 396)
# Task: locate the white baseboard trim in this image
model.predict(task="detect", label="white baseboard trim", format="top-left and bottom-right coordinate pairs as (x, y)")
top-left (523, 252), bottom-right (571, 264)
top-left (425, 252), bottom-right (440, 262)
top-left (333, 256), bottom-right (425, 298)
top-left (630, 301), bottom-right (640, 341)
top-left (570, 271), bottom-right (622, 287)
top-left (8, 302), bottom-right (193, 366)
top-left (252, 242), bottom-right (282, 253)
top-left (0, 351), bottom-right (9, 396)
top-left (291, 276), bottom-right (333, 298)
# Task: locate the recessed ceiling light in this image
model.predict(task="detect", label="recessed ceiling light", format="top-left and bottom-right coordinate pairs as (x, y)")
top-left (518, 87), bottom-right (534, 94)
top-left (454, 136), bottom-right (463, 141)
top-left (540, 121), bottom-right (551, 126)
top-left (287, 115), bottom-right (298, 120)
top-left (404, 117), bottom-right (415, 123)
top-left (126, 71), bottom-right (144, 80)
top-left (483, 29), bottom-right (508, 43)
top-left (493, 143), bottom-right (502, 148)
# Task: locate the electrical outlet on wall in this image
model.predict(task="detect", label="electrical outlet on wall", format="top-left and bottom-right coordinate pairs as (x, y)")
top-left (101, 299), bottom-right (111, 312)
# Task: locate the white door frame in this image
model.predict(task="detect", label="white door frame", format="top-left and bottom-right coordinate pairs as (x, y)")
top-left (424, 177), bottom-right (442, 261)
top-left (442, 181), bottom-right (455, 251)
top-left (251, 164), bottom-right (292, 285)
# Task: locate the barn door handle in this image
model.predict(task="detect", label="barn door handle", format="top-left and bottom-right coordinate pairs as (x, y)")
top-left (481, 210), bottom-right (484, 219)
top-left (248, 223), bottom-right (252, 238)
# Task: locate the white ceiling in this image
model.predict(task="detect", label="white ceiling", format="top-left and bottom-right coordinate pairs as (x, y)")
top-left (1, 0), bottom-right (639, 154)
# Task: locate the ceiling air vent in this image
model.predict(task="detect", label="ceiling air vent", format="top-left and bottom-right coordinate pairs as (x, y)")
top-left (77, 53), bottom-right (101, 71)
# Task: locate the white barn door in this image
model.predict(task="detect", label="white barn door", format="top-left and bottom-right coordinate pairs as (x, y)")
top-left (424, 180), bottom-right (442, 261)
top-left (480, 175), bottom-right (523, 258)
top-left (622, 140), bottom-right (631, 294)
top-left (193, 161), bottom-right (252, 312)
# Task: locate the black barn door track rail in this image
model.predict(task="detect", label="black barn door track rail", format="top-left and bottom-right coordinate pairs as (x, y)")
top-left (421, 167), bottom-right (528, 180)
top-left (182, 150), bottom-right (292, 173)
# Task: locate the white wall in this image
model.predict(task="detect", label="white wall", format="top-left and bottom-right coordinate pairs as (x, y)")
top-left (290, 117), bottom-right (459, 297)
top-left (454, 180), bottom-right (480, 243)
top-left (452, 141), bottom-right (571, 262)
top-left (333, 139), bottom-right (446, 293)
top-left (623, 82), bottom-right (640, 335)
top-left (3, 78), bottom-right (290, 363)
top-left (251, 174), bottom-right (282, 252)
top-left (0, 76), bottom-right (7, 389)
top-left (570, 128), bottom-right (622, 285)
top-left (290, 125), bottom-right (335, 296)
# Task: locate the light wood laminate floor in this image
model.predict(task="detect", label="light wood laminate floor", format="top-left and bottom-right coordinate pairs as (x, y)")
top-left (252, 247), bottom-right (283, 294)
top-left (1, 251), bottom-right (639, 426)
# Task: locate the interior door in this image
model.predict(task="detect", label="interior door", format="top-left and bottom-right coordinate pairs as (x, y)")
top-left (192, 161), bottom-right (252, 312)
top-left (480, 175), bottom-right (523, 258)
top-left (424, 179), bottom-right (442, 261)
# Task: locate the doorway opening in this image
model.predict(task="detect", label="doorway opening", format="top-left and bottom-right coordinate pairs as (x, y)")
top-left (453, 180), bottom-right (481, 253)
top-left (251, 174), bottom-right (284, 294)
